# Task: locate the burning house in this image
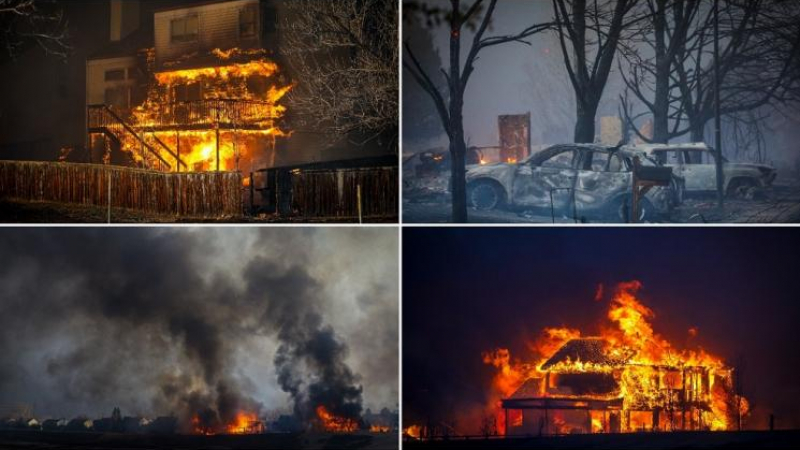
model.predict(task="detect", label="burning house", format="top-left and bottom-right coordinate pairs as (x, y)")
top-left (485, 281), bottom-right (747, 437)
top-left (85, 0), bottom-right (290, 175)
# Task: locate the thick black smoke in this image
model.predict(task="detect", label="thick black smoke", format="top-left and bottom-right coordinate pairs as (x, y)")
top-left (242, 258), bottom-right (364, 425)
top-left (0, 228), bottom-right (394, 430)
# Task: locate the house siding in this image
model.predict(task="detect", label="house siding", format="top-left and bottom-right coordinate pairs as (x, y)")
top-left (154, 0), bottom-right (261, 66)
top-left (86, 56), bottom-right (138, 106)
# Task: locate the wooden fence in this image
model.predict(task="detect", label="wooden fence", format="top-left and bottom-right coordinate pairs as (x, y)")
top-left (290, 167), bottom-right (398, 219)
top-left (0, 161), bottom-right (243, 217)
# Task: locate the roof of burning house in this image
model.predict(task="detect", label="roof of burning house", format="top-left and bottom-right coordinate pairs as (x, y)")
top-left (509, 378), bottom-right (543, 399)
top-left (540, 337), bottom-right (630, 370)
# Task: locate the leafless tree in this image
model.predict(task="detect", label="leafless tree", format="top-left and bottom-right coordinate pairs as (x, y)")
top-left (618, 0), bottom-right (700, 143)
top-left (621, 0), bottom-right (800, 147)
top-left (552, 0), bottom-right (642, 143)
top-left (404, 0), bottom-right (551, 223)
top-left (281, 0), bottom-right (398, 147)
top-left (0, 0), bottom-right (69, 59)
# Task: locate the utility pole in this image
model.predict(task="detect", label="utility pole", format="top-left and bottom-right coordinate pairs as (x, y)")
top-left (713, 0), bottom-right (725, 208)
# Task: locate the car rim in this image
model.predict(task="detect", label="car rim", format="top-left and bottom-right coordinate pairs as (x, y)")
top-left (471, 184), bottom-right (498, 210)
top-left (617, 200), bottom-right (646, 222)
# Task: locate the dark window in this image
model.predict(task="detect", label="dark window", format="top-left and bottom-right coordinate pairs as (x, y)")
top-left (239, 4), bottom-right (257, 38)
top-left (104, 69), bottom-right (125, 81)
top-left (541, 150), bottom-right (575, 169)
top-left (171, 15), bottom-right (198, 43)
top-left (173, 82), bottom-right (202, 102)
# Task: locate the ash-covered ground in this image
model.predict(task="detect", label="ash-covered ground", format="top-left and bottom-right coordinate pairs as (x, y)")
top-left (403, 180), bottom-right (800, 223)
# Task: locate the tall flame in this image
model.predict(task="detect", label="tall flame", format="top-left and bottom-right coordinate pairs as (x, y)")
top-left (115, 48), bottom-right (292, 173)
top-left (483, 281), bottom-right (748, 435)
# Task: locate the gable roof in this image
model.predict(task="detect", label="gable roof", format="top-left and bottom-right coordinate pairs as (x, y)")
top-left (540, 337), bottom-right (631, 370)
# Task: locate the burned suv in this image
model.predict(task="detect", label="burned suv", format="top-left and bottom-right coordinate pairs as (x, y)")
top-left (465, 144), bottom-right (680, 221)
top-left (635, 143), bottom-right (777, 198)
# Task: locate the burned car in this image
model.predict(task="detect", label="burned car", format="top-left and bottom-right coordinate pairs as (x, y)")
top-left (634, 142), bottom-right (776, 198)
top-left (465, 144), bottom-right (681, 221)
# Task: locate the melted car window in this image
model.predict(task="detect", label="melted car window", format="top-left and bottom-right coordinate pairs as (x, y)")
top-left (541, 150), bottom-right (575, 169)
top-left (683, 150), bottom-right (704, 164)
top-left (608, 154), bottom-right (624, 172)
top-left (590, 152), bottom-right (607, 171)
top-left (587, 152), bottom-right (624, 172)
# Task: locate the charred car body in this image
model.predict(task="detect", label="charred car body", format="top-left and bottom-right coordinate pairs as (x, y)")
top-left (634, 143), bottom-right (777, 198)
top-left (465, 144), bottom-right (681, 221)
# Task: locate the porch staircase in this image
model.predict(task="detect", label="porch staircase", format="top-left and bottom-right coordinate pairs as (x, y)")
top-left (87, 104), bottom-right (187, 171)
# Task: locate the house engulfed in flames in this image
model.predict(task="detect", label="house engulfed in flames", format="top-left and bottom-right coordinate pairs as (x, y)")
top-left (485, 281), bottom-right (748, 436)
top-left (86, 0), bottom-right (290, 175)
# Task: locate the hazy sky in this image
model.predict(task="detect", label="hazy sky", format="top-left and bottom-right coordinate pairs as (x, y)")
top-left (0, 228), bottom-right (398, 420)
top-left (408, 1), bottom-right (624, 149)
top-left (404, 0), bottom-right (800, 168)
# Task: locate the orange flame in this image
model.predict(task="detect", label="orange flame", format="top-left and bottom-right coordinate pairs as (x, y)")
top-left (316, 405), bottom-right (359, 433)
top-left (191, 411), bottom-right (263, 435)
top-left (484, 281), bottom-right (747, 435)
top-left (118, 48), bottom-right (292, 173)
top-left (404, 424), bottom-right (422, 439)
top-left (226, 411), bottom-right (263, 434)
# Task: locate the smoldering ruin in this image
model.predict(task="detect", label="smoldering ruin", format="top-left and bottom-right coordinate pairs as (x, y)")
top-left (0, 228), bottom-right (398, 438)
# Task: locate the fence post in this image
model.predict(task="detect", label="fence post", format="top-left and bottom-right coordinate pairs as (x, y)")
top-left (357, 184), bottom-right (362, 224)
top-left (107, 168), bottom-right (112, 224)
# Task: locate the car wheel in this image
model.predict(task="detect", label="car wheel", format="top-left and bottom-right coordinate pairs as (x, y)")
top-left (726, 178), bottom-right (757, 199)
top-left (606, 196), bottom-right (655, 223)
top-left (468, 180), bottom-right (505, 210)
top-left (672, 179), bottom-right (685, 206)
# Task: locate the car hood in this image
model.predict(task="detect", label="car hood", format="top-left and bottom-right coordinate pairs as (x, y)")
top-left (466, 162), bottom-right (516, 178)
top-left (726, 162), bottom-right (775, 172)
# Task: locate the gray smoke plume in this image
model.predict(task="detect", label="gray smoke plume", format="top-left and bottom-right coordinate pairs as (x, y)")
top-left (0, 228), bottom-right (397, 431)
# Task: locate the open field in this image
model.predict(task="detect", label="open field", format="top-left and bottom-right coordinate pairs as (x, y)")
top-left (0, 429), bottom-right (398, 450)
top-left (404, 430), bottom-right (800, 449)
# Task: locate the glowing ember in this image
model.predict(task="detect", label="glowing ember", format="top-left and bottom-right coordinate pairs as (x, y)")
top-left (315, 405), bottom-right (359, 432)
top-left (485, 281), bottom-right (748, 435)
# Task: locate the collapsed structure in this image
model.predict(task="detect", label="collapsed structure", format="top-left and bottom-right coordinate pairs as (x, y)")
top-left (486, 281), bottom-right (747, 436)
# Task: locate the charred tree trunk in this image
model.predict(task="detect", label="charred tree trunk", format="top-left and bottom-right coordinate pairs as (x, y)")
top-left (574, 100), bottom-right (598, 143)
top-left (450, 37), bottom-right (467, 223)
top-left (651, 0), bottom-right (670, 144)
top-left (689, 120), bottom-right (705, 143)
top-left (404, 0), bottom-right (551, 222)
top-left (449, 21), bottom-right (468, 223)
top-left (554, 0), bottom-right (636, 145)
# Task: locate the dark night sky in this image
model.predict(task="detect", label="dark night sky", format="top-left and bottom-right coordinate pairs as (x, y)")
top-left (403, 227), bottom-right (800, 431)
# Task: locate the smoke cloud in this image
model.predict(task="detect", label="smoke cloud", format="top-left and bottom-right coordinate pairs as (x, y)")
top-left (0, 228), bottom-right (397, 428)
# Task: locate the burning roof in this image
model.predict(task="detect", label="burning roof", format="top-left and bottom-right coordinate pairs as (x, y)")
top-left (484, 281), bottom-right (748, 434)
top-left (540, 337), bottom-right (631, 371)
